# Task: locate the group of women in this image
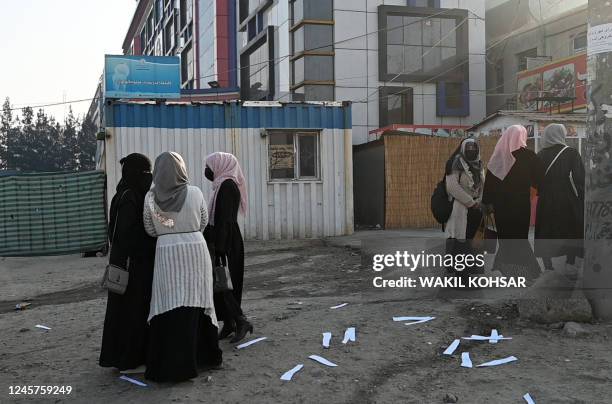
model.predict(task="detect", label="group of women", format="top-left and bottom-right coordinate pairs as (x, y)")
top-left (99, 151), bottom-right (251, 383)
top-left (445, 124), bottom-right (585, 279)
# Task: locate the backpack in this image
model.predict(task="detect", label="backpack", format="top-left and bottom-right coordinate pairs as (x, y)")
top-left (431, 171), bottom-right (460, 225)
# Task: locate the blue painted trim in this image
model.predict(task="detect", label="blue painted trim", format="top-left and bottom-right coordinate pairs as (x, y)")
top-left (109, 103), bottom-right (350, 129)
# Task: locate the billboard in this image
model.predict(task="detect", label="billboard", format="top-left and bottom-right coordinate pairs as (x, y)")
top-left (104, 55), bottom-right (181, 99)
top-left (516, 53), bottom-right (587, 113)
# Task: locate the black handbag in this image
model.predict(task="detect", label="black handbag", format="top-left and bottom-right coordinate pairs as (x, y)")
top-left (101, 191), bottom-right (130, 295)
top-left (213, 265), bottom-right (234, 293)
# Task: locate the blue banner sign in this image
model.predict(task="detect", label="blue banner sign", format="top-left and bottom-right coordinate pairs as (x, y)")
top-left (104, 55), bottom-right (181, 99)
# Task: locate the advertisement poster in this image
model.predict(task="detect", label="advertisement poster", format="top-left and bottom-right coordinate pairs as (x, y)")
top-left (516, 53), bottom-right (587, 113)
top-left (104, 55), bottom-right (181, 99)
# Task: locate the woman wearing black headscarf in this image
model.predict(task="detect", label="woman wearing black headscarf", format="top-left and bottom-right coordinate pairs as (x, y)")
top-left (100, 153), bottom-right (156, 372)
top-left (444, 138), bottom-right (484, 278)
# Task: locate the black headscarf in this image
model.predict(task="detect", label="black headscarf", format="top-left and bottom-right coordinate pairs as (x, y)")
top-left (109, 153), bottom-right (152, 239)
top-left (445, 138), bottom-right (483, 186)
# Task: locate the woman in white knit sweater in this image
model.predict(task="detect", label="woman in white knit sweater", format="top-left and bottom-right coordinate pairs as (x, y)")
top-left (143, 151), bottom-right (222, 382)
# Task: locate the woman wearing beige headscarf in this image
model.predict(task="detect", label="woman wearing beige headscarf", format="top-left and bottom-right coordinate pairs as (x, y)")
top-left (535, 124), bottom-right (585, 273)
top-left (143, 152), bottom-right (221, 382)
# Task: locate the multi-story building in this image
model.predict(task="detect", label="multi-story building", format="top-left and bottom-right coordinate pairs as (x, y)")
top-left (122, 0), bottom-right (239, 92)
top-left (485, 0), bottom-right (587, 114)
top-left (237, 0), bottom-right (487, 144)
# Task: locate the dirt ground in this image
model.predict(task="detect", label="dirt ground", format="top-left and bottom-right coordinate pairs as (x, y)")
top-left (1, 239), bottom-right (611, 404)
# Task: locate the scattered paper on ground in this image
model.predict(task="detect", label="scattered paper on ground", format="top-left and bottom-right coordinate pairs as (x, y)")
top-left (461, 352), bottom-right (473, 368)
top-left (322, 332), bottom-right (332, 348)
top-left (280, 364), bottom-right (304, 381)
top-left (119, 375), bottom-right (147, 387)
top-left (330, 303), bottom-right (348, 309)
top-left (404, 317), bottom-right (435, 325)
top-left (443, 339), bottom-right (460, 355)
top-left (393, 316), bottom-right (434, 322)
top-left (309, 355), bottom-right (338, 367)
top-left (342, 327), bottom-right (356, 344)
top-left (235, 337), bottom-right (267, 350)
top-left (35, 324), bottom-right (51, 330)
top-left (523, 393), bottom-right (536, 404)
top-left (462, 330), bottom-right (511, 342)
top-left (477, 356), bottom-right (518, 367)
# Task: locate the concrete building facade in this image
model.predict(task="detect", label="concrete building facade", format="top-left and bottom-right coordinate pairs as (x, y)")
top-left (237, 0), bottom-right (487, 144)
top-left (485, 0), bottom-right (588, 114)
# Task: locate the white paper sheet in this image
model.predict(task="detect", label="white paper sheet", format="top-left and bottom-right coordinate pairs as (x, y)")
top-left (330, 303), bottom-right (348, 309)
top-left (342, 327), bottom-right (356, 344)
top-left (443, 339), bottom-right (460, 355)
top-left (490, 329), bottom-right (499, 344)
top-left (235, 336), bottom-right (267, 350)
top-left (393, 316), bottom-right (435, 322)
top-left (462, 334), bottom-right (511, 342)
top-left (461, 352), bottom-right (472, 368)
top-left (523, 393), bottom-right (535, 404)
top-left (119, 375), bottom-right (147, 387)
top-left (322, 332), bottom-right (332, 348)
top-left (404, 317), bottom-right (435, 325)
top-left (35, 324), bottom-right (51, 330)
top-left (309, 355), bottom-right (338, 367)
top-left (280, 364), bottom-right (304, 381)
top-left (477, 356), bottom-right (518, 367)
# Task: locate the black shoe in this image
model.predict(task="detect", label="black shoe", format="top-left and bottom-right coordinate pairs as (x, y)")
top-left (218, 320), bottom-right (236, 340)
top-left (230, 316), bottom-right (253, 344)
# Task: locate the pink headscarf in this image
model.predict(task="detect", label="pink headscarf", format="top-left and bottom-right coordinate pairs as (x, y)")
top-left (205, 152), bottom-right (247, 225)
top-left (487, 125), bottom-right (528, 181)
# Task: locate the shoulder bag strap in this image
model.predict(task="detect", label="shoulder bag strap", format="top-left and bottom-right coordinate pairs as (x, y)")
top-left (110, 190), bottom-right (130, 246)
top-left (545, 146), bottom-right (570, 176)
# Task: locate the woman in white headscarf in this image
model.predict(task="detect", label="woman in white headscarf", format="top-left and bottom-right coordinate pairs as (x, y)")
top-left (534, 124), bottom-right (585, 272)
top-left (143, 152), bottom-right (221, 382)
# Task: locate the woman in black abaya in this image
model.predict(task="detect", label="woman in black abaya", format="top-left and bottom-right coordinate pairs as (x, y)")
top-left (100, 153), bottom-right (156, 372)
top-left (482, 125), bottom-right (545, 281)
top-left (204, 152), bottom-right (252, 344)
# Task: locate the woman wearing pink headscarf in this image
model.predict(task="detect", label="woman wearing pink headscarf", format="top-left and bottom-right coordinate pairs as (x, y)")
top-left (203, 152), bottom-right (252, 343)
top-left (482, 125), bottom-right (544, 280)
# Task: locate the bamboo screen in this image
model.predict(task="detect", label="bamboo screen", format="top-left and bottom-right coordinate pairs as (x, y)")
top-left (384, 135), bottom-right (500, 229)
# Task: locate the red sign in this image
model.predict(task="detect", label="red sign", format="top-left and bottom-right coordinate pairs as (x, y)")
top-left (516, 53), bottom-right (587, 113)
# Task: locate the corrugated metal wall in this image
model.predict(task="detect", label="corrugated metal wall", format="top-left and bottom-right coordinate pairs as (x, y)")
top-left (105, 102), bottom-right (353, 240)
top-left (0, 171), bottom-right (107, 256)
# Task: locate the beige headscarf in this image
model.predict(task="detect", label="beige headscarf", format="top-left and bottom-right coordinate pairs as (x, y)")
top-left (541, 124), bottom-right (567, 149)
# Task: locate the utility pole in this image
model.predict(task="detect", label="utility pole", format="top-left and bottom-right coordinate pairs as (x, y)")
top-left (584, 0), bottom-right (612, 319)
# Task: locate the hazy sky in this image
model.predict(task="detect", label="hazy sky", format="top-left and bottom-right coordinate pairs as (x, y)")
top-left (0, 0), bottom-right (138, 121)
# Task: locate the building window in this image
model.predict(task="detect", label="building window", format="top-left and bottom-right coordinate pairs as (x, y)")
top-left (239, 0), bottom-right (272, 30)
top-left (517, 48), bottom-right (537, 72)
top-left (437, 81), bottom-right (469, 116)
top-left (240, 27), bottom-right (275, 100)
top-left (379, 87), bottom-right (414, 127)
top-left (378, 5), bottom-right (469, 82)
top-left (290, 0), bottom-right (334, 101)
top-left (181, 43), bottom-right (194, 88)
top-left (408, 0), bottom-right (440, 6)
top-left (268, 131), bottom-right (320, 180)
top-left (573, 32), bottom-right (587, 54)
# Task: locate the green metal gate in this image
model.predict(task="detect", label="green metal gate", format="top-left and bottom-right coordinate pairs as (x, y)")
top-left (0, 170), bottom-right (107, 256)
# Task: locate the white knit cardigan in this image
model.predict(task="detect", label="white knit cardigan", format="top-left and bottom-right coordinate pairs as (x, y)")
top-left (143, 186), bottom-right (217, 327)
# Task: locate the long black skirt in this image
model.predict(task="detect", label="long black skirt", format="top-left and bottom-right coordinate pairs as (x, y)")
top-left (145, 307), bottom-right (222, 383)
top-left (99, 257), bottom-right (153, 370)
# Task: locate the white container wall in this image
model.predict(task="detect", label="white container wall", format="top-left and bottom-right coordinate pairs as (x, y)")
top-left (103, 101), bottom-right (354, 240)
